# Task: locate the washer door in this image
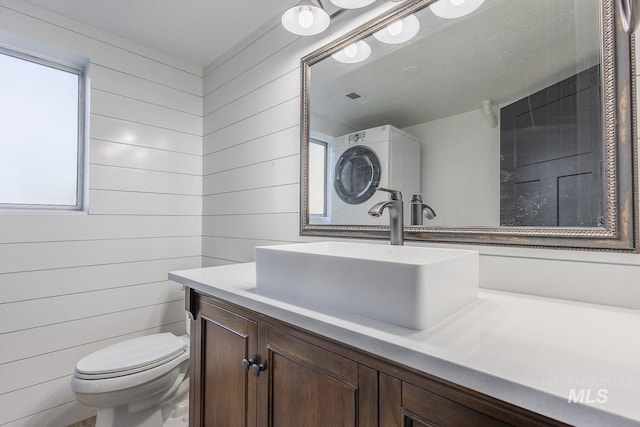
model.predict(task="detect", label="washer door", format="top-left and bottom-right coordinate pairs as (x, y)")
top-left (333, 145), bottom-right (381, 205)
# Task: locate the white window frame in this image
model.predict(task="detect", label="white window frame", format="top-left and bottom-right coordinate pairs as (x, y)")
top-left (0, 46), bottom-right (87, 211)
top-left (309, 137), bottom-right (328, 217)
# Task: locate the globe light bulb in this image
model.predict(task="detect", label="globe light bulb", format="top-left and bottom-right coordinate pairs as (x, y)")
top-left (387, 20), bottom-right (404, 36)
top-left (343, 43), bottom-right (358, 58)
top-left (450, 0), bottom-right (466, 5)
top-left (374, 14), bottom-right (419, 44)
top-left (298, 6), bottom-right (314, 28)
top-left (332, 40), bottom-right (370, 63)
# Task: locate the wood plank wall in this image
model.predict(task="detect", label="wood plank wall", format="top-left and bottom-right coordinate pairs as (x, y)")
top-left (0, 0), bottom-right (202, 425)
top-left (200, 3), bottom-right (387, 266)
top-left (202, 23), bottom-right (303, 265)
top-left (202, 7), bottom-right (640, 309)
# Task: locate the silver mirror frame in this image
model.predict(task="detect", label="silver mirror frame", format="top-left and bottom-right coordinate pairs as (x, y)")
top-left (300, 0), bottom-right (638, 252)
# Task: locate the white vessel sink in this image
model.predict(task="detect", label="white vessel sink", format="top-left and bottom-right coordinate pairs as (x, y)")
top-left (255, 242), bottom-right (478, 330)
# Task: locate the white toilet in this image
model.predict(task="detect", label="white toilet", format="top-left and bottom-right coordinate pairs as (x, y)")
top-left (71, 330), bottom-right (190, 427)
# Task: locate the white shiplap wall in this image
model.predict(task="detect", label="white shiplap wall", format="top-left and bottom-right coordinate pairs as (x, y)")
top-left (202, 7), bottom-right (640, 309)
top-left (202, 4), bottom-right (391, 266)
top-left (0, 0), bottom-right (202, 425)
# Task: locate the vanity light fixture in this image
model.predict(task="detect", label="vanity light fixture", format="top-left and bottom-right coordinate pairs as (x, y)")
top-left (332, 40), bottom-right (371, 63)
top-left (281, 0), bottom-right (331, 36)
top-left (282, 0), bottom-right (391, 36)
top-left (373, 14), bottom-right (420, 44)
top-left (329, 0), bottom-right (376, 9)
top-left (429, 0), bottom-right (485, 19)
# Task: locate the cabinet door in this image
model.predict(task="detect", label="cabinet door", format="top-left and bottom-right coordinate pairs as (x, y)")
top-left (402, 382), bottom-right (510, 427)
top-left (379, 373), bottom-right (509, 427)
top-left (192, 299), bottom-right (258, 427)
top-left (379, 373), bottom-right (564, 427)
top-left (257, 327), bottom-right (376, 427)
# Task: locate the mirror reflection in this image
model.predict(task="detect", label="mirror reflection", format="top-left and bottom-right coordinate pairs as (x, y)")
top-left (307, 0), bottom-right (603, 229)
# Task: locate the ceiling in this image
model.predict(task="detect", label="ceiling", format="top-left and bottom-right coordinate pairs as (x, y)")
top-left (310, 0), bottom-right (601, 131)
top-left (22, 0), bottom-right (296, 67)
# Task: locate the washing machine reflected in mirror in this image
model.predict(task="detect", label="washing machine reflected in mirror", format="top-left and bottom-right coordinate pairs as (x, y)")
top-left (328, 124), bottom-right (421, 225)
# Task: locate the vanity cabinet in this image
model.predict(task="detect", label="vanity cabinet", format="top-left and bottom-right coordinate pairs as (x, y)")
top-left (257, 326), bottom-right (377, 426)
top-left (378, 373), bottom-right (552, 427)
top-left (189, 298), bottom-right (258, 427)
top-left (189, 291), bottom-right (375, 427)
top-left (187, 289), bottom-right (567, 427)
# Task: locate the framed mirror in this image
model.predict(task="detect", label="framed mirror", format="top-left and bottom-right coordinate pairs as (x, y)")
top-left (300, 0), bottom-right (638, 251)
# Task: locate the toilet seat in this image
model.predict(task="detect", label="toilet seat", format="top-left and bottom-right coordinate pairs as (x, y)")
top-left (75, 333), bottom-right (187, 380)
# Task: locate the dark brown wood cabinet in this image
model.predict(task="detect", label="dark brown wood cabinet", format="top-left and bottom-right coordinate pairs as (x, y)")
top-left (189, 292), bottom-right (376, 427)
top-left (188, 289), bottom-right (567, 427)
top-left (257, 326), bottom-right (377, 427)
top-left (189, 299), bottom-right (258, 427)
top-left (377, 372), bottom-right (563, 427)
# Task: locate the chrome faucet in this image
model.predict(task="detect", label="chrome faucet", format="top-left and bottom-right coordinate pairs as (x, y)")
top-left (410, 193), bottom-right (436, 225)
top-left (368, 187), bottom-right (404, 245)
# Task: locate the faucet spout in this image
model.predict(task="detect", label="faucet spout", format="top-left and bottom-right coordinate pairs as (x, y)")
top-left (368, 188), bottom-right (404, 245)
top-left (368, 201), bottom-right (392, 217)
top-left (410, 193), bottom-right (436, 225)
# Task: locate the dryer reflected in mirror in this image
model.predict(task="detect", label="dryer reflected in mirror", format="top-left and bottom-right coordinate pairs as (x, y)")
top-left (309, 124), bottom-right (420, 225)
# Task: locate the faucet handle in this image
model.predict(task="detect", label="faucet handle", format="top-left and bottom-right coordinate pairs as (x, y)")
top-left (376, 187), bottom-right (403, 200)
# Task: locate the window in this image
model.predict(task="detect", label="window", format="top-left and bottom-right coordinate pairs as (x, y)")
top-left (0, 47), bottom-right (86, 210)
top-left (308, 139), bottom-right (327, 216)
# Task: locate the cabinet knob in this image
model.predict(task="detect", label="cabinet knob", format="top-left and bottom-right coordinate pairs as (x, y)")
top-left (241, 358), bottom-right (255, 371)
top-left (251, 363), bottom-right (266, 377)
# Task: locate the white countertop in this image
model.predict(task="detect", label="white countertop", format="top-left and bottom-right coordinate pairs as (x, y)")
top-left (169, 263), bottom-right (640, 427)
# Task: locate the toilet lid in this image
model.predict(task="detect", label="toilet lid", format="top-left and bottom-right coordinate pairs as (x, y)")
top-left (76, 333), bottom-right (187, 378)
